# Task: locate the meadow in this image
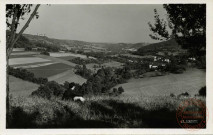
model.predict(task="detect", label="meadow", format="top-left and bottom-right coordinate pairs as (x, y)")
top-left (113, 68), bottom-right (205, 97)
top-left (9, 75), bottom-right (39, 97)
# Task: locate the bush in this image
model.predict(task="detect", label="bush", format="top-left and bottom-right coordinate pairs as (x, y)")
top-left (118, 86), bottom-right (124, 94)
top-left (32, 81), bottom-right (65, 99)
top-left (40, 51), bottom-right (50, 56)
top-left (199, 86), bottom-right (206, 96)
top-left (170, 93), bottom-right (175, 97)
top-left (177, 92), bottom-right (189, 98)
top-left (62, 82), bottom-right (83, 100)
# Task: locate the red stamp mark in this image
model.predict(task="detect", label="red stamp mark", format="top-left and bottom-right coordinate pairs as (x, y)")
top-left (176, 98), bottom-right (208, 130)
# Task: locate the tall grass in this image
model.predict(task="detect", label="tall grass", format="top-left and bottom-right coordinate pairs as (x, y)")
top-left (7, 94), bottom-right (206, 128)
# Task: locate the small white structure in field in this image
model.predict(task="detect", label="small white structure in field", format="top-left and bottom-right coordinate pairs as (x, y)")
top-left (71, 86), bottom-right (75, 90)
top-left (164, 59), bottom-right (170, 63)
top-left (189, 57), bottom-right (196, 61)
top-left (152, 65), bottom-right (158, 69)
top-left (73, 96), bottom-right (85, 102)
top-left (154, 56), bottom-right (157, 61)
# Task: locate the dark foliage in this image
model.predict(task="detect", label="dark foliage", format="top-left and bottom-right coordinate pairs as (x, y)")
top-left (149, 4), bottom-right (206, 57)
top-left (70, 57), bottom-right (98, 65)
top-left (34, 42), bottom-right (61, 52)
top-left (199, 86), bottom-right (206, 97)
top-left (74, 65), bottom-right (92, 79)
top-left (177, 92), bottom-right (190, 98)
top-left (7, 106), bottom-right (39, 128)
top-left (40, 51), bottom-right (50, 56)
top-left (62, 82), bottom-right (83, 100)
top-left (32, 81), bottom-right (65, 99)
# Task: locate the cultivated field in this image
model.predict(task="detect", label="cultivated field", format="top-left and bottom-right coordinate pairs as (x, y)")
top-left (28, 63), bottom-right (72, 78)
top-left (48, 70), bottom-right (87, 84)
top-left (9, 75), bottom-right (39, 97)
top-left (11, 51), bottom-right (39, 56)
top-left (50, 52), bottom-right (96, 59)
top-left (13, 62), bottom-right (58, 69)
top-left (9, 57), bottom-right (50, 66)
top-left (113, 68), bottom-right (205, 97)
top-left (10, 54), bottom-right (36, 59)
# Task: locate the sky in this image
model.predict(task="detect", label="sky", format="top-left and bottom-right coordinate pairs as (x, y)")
top-left (19, 4), bottom-right (168, 43)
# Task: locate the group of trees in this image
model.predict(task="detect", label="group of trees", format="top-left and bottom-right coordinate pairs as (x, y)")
top-left (35, 42), bottom-right (61, 52)
top-left (32, 81), bottom-right (66, 99)
top-left (9, 67), bottom-right (48, 84)
top-left (32, 67), bottom-right (127, 100)
top-left (74, 65), bottom-right (93, 79)
top-left (148, 4), bottom-right (206, 58)
top-left (112, 87), bottom-right (124, 96)
top-left (74, 67), bottom-right (127, 96)
top-left (70, 57), bottom-right (99, 65)
top-left (40, 51), bottom-right (50, 56)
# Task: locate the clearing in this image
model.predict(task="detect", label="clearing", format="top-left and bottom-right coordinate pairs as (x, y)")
top-left (113, 68), bottom-right (205, 97)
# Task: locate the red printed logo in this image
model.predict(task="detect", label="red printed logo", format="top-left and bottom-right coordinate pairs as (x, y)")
top-left (176, 98), bottom-right (208, 130)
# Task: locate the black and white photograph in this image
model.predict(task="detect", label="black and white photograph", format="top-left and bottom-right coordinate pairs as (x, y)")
top-left (3, 2), bottom-right (212, 133)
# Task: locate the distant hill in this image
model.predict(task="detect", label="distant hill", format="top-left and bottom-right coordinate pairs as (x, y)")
top-left (22, 34), bottom-right (149, 52)
top-left (135, 39), bottom-right (182, 55)
top-left (6, 31), bottom-right (33, 48)
top-left (14, 35), bottom-right (33, 48)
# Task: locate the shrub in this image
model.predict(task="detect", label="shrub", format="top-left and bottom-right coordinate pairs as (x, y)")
top-left (199, 86), bottom-right (206, 96)
top-left (118, 86), bottom-right (124, 94)
top-left (170, 93), bottom-right (175, 97)
top-left (177, 92), bottom-right (189, 98)
top-left (40, 51), bottom-right (50, 56)
top-left (62, 82), bottom-right (83, 100)
top-left (32, 81), bottom-right (65, 99)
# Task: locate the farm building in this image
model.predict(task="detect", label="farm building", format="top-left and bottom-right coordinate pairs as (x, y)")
top-left (154, 55), bottom-right (170, 63)
top-left (149, 61), bottom-right (167, 70)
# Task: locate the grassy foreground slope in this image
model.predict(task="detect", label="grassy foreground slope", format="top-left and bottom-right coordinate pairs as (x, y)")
top-left (8, 94), bottom-right (206, 128)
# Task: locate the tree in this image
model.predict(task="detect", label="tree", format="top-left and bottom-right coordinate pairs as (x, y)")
top-left (148, 4), bottom-right (206, 56)
top-left (6, 4), bottom-right (40, 115)
top-left (118, 86), bottom-right (124, 94)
